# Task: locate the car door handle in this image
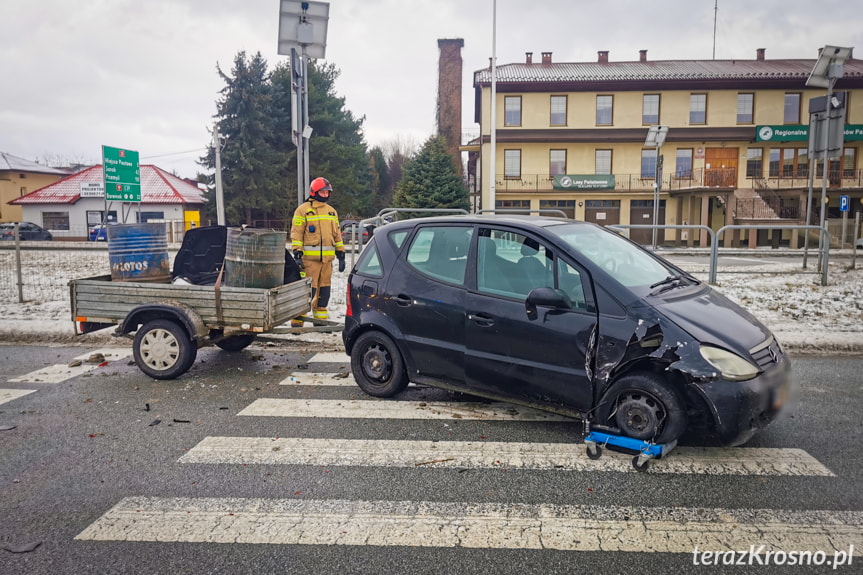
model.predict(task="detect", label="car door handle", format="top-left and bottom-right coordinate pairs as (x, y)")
top-left (394, 294), bottom-right (412, 307)
top-left (468, 313), bottom-right (495, 327)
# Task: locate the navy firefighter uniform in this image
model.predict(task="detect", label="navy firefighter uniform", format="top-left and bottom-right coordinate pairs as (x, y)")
top-left (290, 177), bottom-right (345, 327)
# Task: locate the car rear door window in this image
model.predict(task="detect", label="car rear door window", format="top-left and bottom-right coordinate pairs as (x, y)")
top-left (405, 226), bottom-right (473, 285)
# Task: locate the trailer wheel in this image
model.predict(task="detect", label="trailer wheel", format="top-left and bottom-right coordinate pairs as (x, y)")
top-left (215, 334), bottom-right (257, 351)
top-left (133, 319), bottom-right (197, 380)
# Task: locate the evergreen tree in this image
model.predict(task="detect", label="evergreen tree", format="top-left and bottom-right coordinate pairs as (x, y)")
top-left (393, 136), bottom-right (469, 216)
top-left (200, 51), bottom-right (287, 226)
top-left (271, 60), bottom-right (371, 218)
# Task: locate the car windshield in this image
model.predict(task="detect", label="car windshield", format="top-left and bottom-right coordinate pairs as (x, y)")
top-left (547, 223), bottom-right (677, 288)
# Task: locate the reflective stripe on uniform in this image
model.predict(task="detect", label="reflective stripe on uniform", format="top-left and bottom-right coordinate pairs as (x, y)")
top-left (304, 215), bottom-right (339, 223)
top-left (313, 310), bottom-right (328, 320)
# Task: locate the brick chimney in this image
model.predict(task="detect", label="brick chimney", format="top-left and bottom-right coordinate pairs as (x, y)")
top-left (598, 50), bottom-right (609, 63)
top-left (437, 38), bottom-right (464, 177)
top-left (525, 52), bottom-right (533, 64)
top-left (756, 48), bottom-right (765, 61)
top-left (639, 49), bottom-right (648, 62)
top-left (541, 51), bottom-right (552, 64)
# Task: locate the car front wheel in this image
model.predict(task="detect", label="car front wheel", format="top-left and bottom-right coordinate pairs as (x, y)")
top-left (599, 373), bottom-right (687, 444)
top-left (350, 331), bottom-right (409, 397)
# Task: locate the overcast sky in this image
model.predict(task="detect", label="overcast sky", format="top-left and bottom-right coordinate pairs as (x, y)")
top-left (2, 0), bottom-right (861, 179)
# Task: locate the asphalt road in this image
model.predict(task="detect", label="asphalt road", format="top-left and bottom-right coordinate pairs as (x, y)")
top-left (1, 343), bottom-right (861, 574)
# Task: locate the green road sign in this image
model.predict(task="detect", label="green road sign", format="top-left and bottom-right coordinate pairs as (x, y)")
top-left (553, 174), bottom-right (615, 190)
top-left (102, 146), bottom-right (141, 202)
top-left (756, 124), bottom-right (863, 142)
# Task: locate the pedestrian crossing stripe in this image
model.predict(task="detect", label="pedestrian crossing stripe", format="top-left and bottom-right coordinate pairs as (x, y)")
top-left (74, 496), bottom-right (862, 554)
top-left (306, 351), bottom-right (350, 363)
top-left (0, 388), bottom-right (36, 405)
top-left (8, 348), bottom-right (133, 384)
top-left (238, 398), bottom-right (572, 421)
top-left (179, 437), bottom-right (835, 476)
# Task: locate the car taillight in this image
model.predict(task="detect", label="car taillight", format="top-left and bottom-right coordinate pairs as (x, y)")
top-left (345, 283), bottom-right (352, 317)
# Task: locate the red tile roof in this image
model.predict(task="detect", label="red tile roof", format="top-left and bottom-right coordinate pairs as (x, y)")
top-left (9, 165), bottom-right (205, 205)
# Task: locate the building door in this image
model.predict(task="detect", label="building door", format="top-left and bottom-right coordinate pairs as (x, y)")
top-left (705, 148), bottom-right (738, 187)
top-left (629, 200), bottom-right (666, 245)
top-left (583, 200), bottom-right (620, 227)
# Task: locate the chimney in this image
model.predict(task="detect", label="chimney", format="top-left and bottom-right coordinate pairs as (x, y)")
top-left (541, 51), bottom-right (552, 64)
top-left (437, 38), bottom-right (465, 177)
top-left (639, 49), bottom-right (648, 62)
top-left (756, 48), bottom-right (765, 61)
top-left (525, 52), bottom-right (533, 64)
top-left (598, 50), bottom-right (609, 63)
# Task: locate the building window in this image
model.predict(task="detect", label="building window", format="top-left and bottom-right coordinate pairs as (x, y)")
top-left (796, 148), bottom-right (809, 177)
top-left (642, 94), bottom-right (659, 124)
top-left (540, 199), bottom-right (576, 219)
top-left (549, 150), bottom-right (566, 175)
top-left (504, 96), bottom-right (521, 126)
top-left (844, 148), bottom-right (857, 177)
top-left (19, 187), bottom-right (27, 196)
top-left (784, 94), bottom-right (801, 124)
top-left (675, 149), bottom-right (693, 178)
top-left (550, 95), bottom-right (567, 126)
top-left (504, 149), bottom-right (521, 178)
top-left (746, 148), bottom-right (763, 178)
top-left (689, 94), bottom-right (707, 124)
top-left (596, 95), bottom-right (613, 125)
top-left (768, 149), bottom-right (781, 177)
top-left (42, 211), bottom-right (70, 230)
top-left (641, 150), bottom-right (658, 178)
top-left (136, 211), bottom-right (165, 223)
top-left (737, 93), bottom-right (754, 124)
top-left (496, 199), bottom-right (530, 215)
top-left (595, 150), bottom-right (612, 175)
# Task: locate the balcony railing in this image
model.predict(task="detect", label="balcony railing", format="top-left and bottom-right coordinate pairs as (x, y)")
top-left (494, 167), bottom-right (736, 193)
top-left (760, 169), bottom-right (863, 190)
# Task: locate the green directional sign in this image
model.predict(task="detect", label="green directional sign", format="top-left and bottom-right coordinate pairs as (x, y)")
top-left (756, 124), bottom-right (863, 142)
top-left (102, 145), bottom-right (141, 202)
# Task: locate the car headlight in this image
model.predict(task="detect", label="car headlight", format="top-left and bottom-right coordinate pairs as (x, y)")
top-left (699, 345), bottom-right (759, 381)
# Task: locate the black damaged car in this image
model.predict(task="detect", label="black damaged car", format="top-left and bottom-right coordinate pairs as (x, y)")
top-left (342, 215), bottom-right (791, 446)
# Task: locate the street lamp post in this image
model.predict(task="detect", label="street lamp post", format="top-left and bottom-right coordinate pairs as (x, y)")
top-left (645, 125), bottom-right (669, 250)
top-left (805, 45), bottom-right (852, 271)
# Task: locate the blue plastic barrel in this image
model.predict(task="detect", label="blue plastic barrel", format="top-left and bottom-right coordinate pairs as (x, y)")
top-left (107, 223), bottom-right (170, 283)
top-left (224, 228), bottom-right (286, 289)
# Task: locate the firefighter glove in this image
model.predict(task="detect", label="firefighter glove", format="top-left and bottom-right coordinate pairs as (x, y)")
top-left (293, 250), bottom-right (305, 270)
top-left (336, 251), bottom-right (346, 272)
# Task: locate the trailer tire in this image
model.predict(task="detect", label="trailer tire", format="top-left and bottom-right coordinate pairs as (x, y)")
top-left (133, 319), bottom-right (197, 380)
top-left (215, 334), bottom-right (257, 352)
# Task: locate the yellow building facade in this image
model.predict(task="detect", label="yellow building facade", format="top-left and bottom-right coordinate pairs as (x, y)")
top-left (0, 152), bottom-right (67, 222)
top-left (469, 50), bottom-right (863, 247)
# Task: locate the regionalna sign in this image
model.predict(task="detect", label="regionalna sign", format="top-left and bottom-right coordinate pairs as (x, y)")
top-left (756, 124), bottom-right (863, 142)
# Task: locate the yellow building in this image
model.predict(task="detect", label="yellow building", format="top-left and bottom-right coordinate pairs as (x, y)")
top-left (0, 152), bottom-right (68, 222)
top-left (468, 49), bottom-right (863, 247)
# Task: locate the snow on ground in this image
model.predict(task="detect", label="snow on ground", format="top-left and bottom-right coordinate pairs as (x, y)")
top-left (0, 248), bottom-right (861, 354)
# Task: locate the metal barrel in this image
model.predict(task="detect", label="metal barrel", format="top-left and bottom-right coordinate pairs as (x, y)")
top-left (223, 228), bottom-right (286, 289)
top-left (107, 223), bottom-right (170, 283)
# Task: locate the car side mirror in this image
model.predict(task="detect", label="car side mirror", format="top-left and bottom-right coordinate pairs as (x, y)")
top-left (525, 287), bottom-right (572, 320)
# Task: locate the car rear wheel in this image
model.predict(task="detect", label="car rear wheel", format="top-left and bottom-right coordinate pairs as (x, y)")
top-left (600, 373), bottom-right (687, 444)
top-left (350, 331), bottom-right (409, 397)
top-left (133, 319), bottom-right (197, 380)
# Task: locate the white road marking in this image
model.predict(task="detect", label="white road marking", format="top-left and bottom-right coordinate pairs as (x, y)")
top-left (75, 496), bottom-right (863, 554)
top-left (0, 388), bottom-right (36, 405)
top-left (8, 348), bottom-right (133, 384)
top-left (237, 398), bottom-right (572, 421)
top-left (179, 437), bottom-right (834, 476)
top-left (277, 372), bottom-right (354, 386)
top-left (305, 352), bottom-right (350, 363)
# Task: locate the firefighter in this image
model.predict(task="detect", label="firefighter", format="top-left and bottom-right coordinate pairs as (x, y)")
top-left (290, 177), bottom-right (345, 327)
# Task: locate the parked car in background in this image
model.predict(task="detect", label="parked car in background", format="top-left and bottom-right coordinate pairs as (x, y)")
top-left (0, 222), bottom-right (53, 241)
top-left (340, 220), bottom-right (375, 246)
top-left (88, 224), bottom-right (111, 241)
top-left (856, 237), bottom-right (863, 250)
top-left (343, 215), bottom-right (792, 448)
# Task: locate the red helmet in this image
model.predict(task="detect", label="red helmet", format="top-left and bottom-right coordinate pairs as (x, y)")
top-left (309, 177), bottom-right (332, 195)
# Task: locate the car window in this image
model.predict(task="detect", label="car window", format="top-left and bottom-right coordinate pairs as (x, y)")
top-left (390, 230), bottom-right (408, 249)
top-left (405, 226), bottom-right (472, 285)
top-left (355, 241), bottom-right (383, 277)
top-left (476, 229), bottom-right (554, 300)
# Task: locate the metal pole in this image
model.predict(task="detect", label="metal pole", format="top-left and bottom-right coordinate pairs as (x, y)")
top-left (302, 45), bottom-right (311, 194)
top-left (488, 0), bottom-right (497, 212)
top-left (213, 126), bottom-right (226, 225)
top-left (817, 80), bottom-right (834, 272)
top-left (14, 223), bottom-right (23, 303)
top-left (802, 113), bottom-right (816, 269)
top-left (652, 147), bottom-right (660, 249)
top-left (841, 209), bottom-right (848, 248)
top-left (853, 211), bottom-right (860, 269)
top-left (295, 55), bottom-right (305, 208)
